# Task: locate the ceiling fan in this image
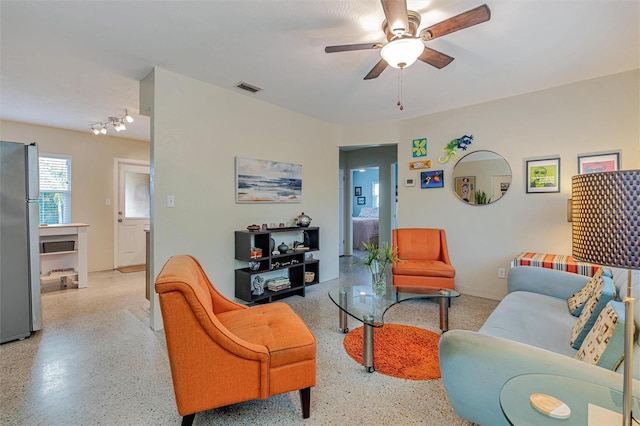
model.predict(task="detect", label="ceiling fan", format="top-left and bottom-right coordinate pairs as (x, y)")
top-left (325, 1), bottom-right (491, 80)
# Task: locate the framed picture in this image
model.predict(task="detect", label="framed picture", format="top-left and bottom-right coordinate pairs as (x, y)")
top-left (578, 152), bottom-right (620, 174)
top-left (354, 186), bottom-right (362, 196)
top-left (420, 170), bottom-right (444, 188)
top-left (455, 176), bottom-right (475, 203)
top-left (409, 160), bottom-right (431, 170)
top-left (236, 157), bottom-right (302, 203)
top-left (412, 138), bottom-right (427, 158)
top-left (526, 158), bottom-right (560, 193)
top-left (357, 196), bottom-right (366, 205)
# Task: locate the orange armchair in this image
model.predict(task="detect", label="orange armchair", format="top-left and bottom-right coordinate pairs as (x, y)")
top-left (155, 255), bottom-right (317, 425)
top-left (392, 228), bottom-right (456, 291)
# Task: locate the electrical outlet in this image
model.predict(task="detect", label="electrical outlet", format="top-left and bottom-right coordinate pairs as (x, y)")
top-left (498, 268), bottom-right (506, 279)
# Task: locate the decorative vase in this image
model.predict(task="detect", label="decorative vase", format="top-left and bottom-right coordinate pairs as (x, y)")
top-left (371, 271), bottom-right (386, 296)
top-left (278, 242), bottom-right (289, 254)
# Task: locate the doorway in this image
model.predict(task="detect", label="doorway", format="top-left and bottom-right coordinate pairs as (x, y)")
top-left (352, 167), bottom-right (380, 251)
top-left (338, 144), bottom-right (398, 259)
top-left (113, 159), bottom-right (150, 269)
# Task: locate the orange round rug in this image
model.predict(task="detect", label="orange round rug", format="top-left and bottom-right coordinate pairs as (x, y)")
top-left (343, 324), bottom-right (441, 380)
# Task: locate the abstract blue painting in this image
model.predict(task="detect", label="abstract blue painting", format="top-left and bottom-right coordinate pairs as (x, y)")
top-left (236, 157), bottom-right (302, 203)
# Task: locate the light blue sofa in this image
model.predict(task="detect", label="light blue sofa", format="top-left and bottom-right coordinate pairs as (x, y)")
top-left (439, 266), bottom-right (640, 426)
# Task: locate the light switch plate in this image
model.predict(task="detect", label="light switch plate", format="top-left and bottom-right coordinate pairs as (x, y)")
top-left (167, 195), bottom-right (175, 208)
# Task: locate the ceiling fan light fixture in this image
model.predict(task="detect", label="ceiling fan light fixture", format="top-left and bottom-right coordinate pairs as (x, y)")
top-left (380, 38), bottom-right (423, 69)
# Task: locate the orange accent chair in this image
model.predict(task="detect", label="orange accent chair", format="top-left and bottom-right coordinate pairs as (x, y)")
top-left (155, 255), bottom-right (317, 425)
top-left (392, 228), bottom-right (456, 291)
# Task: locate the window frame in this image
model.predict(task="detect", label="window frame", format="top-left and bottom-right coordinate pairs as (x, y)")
top-left (372, 181), bottom-right (380, 208)
top-left (39, 153), bottom-right (72, 225)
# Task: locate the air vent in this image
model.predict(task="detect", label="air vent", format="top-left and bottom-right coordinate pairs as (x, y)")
top-left (235, 82), bottom-right (263, 94)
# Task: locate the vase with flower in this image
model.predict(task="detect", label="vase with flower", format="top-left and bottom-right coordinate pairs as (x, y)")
top-left (355, 241), bottom-right (400, 295)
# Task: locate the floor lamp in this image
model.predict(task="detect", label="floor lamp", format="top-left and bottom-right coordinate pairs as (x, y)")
top-left (572, 170), bottom-right (639, 425)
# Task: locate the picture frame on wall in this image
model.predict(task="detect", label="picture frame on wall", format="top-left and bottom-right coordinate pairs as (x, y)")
top-left (420, 170), bottom-right (444, 189)
top-left (577, 151), bottom-right (620, 174)
top-left (236, 157), bottom-right (302, 203)
top-left (354, 186), bottom-right (362, 196)
top-left (526, 157), bottom-right (561, 193)
top-left (357, 197), bottom-right (366, 205)
top-left (454, 176), bottom-right (475, 203)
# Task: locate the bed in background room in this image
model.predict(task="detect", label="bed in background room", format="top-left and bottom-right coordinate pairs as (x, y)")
top-left (352, 208), bottom-right (379, 250)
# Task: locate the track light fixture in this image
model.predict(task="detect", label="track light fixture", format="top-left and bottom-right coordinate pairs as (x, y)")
top-left (89, 109), bottom-right (134, 135)
top-left (124, 110), bottom-right (134, 123)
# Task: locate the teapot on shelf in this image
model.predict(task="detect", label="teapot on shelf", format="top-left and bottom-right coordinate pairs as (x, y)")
top-left (296, 212), bottom-right (312, 227)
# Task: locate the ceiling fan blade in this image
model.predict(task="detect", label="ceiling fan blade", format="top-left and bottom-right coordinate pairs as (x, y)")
top-left (418, 46), bottom-right (454, 69)
top-left (419, 4), bottom-right (491, 41)
top-left (381, 0), bottom-right (409, 35)
top-left (325, 43), bottom-right (382, 53)
top-left (364, 59), bottom-right (389, 80)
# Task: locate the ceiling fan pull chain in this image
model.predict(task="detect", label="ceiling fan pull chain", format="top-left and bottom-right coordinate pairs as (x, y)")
top-left (397, 68), bottom-right (404, 111)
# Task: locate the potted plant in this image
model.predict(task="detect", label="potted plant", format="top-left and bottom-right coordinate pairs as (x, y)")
top-left (355, 241), bottom-right (400, 293)
top-left (475, 190), bottom-right (491, 205)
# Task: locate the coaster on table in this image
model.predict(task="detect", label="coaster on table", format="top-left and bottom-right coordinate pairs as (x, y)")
top-left (530, 393), bottom-right (571, 419)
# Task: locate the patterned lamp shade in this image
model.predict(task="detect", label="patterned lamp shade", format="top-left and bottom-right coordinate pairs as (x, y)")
top-left (572, 170), bottom-right (640, 269)
top-left (572, 169), bottom-right (639, 425)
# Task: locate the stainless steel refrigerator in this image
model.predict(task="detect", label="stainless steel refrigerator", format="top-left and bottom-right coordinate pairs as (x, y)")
top-left (0, 141), bottom-right (42, 343)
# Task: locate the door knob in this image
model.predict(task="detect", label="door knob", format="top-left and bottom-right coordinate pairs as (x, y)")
top-left (118, 218), bottom-right (123, 222)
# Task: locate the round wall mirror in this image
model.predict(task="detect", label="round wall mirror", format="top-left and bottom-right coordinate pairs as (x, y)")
top-left (452, 150), bottom-right (512, 205)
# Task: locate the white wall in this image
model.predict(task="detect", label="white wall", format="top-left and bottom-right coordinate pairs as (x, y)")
top-left (0, 120), bottom-right (149, 271)
top-left (145, 68), bottom-right (341, 324)
top-left (147, 69), bottom-right (638, 314)
top-left (345, 70), bottom-right (639, 299)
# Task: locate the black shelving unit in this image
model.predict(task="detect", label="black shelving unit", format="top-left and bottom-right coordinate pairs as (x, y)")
top-left (234, 227), bottom-right (320, 304)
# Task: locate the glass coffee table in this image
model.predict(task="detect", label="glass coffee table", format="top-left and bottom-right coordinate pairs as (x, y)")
top-left (328, 284), bottom-right (460, 372)
top-left (500, 374), bottom-right (640, 425)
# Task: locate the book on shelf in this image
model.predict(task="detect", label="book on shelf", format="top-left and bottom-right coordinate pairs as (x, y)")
top-left (267, 284), bottom-right (291, 292)
top-left (267, 278), bottom-right (291, 291)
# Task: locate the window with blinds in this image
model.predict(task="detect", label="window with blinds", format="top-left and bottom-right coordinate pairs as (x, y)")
top-left (39, 155), bottom-right (71, 225)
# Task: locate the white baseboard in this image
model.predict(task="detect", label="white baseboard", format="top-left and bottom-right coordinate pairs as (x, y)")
top-left (456, 285), bottom-right (505, 301)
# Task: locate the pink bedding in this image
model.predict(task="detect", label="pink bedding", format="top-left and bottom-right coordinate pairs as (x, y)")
top-left (352, 217), bottom-right (379, 250)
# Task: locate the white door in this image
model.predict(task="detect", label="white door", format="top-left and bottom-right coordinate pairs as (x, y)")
top-left (117, 162), bottom-right (150, 267)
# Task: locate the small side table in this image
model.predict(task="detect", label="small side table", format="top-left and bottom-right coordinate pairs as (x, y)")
top-left (500, 374), bottom-right (640, 425)
top-left (511, 252), bottom-right (599, 277)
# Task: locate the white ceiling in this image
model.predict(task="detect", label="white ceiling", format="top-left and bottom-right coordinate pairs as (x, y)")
top-left (1, 1), bottom-right (638, 142)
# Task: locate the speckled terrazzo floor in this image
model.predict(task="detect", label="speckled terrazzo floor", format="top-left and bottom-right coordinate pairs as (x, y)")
top-left (0, 254), bottom-right (498, 425)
